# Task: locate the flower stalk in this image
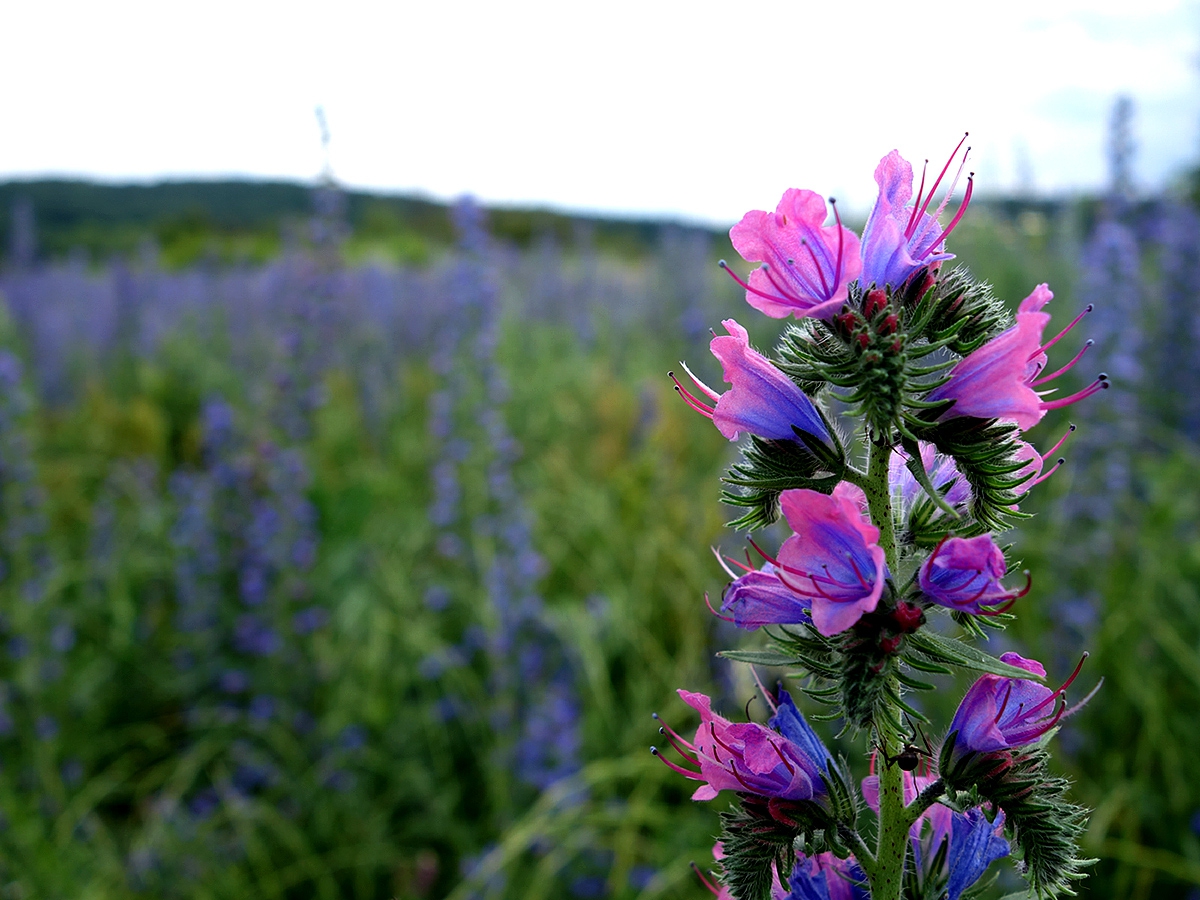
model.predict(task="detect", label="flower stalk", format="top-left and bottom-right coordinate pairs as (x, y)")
top-left (660, 141), bottom-right (1100, 900)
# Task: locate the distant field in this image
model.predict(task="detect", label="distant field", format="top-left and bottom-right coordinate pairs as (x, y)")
top-left (0, 183), bottom-right (1197, 899)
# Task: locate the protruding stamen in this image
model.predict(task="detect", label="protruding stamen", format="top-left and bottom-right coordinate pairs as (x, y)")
top-left (928, 174), bottom-right (974, 250)
top-left (1032, 340), bottom-right (1093, 387)
top-left (1034, 304), bottom-right (1094, 359)
top-left (712, 547), bottom-right (740, 579)
top-left (669, 372), bottom-right (716, 419)
top-left (1032, 458), bottom-right (1065, 486)
top-left (1024, 652), bottom-right (1090, 719)
top-left (651, 746), bottom-right (703, 780)
top-left (656, 722), bottom-right (701, 764)
top-left (747, 537), bottom-right (781, 568)
top-left (680, 360), bottom-right (721, 402)
top-left (907, 133), bottom-right (970, 240)
top-left (750, 667), bottom-right (779, 714)
top-left (1041, 424), bottom-right (1077, 460)
top-left (1040, 378), bottom-right (1109, 411)
top-left (906, 159), bottom-right (931, 236)
top-left (719, 260), bottom-right (799, 305)
top-left (691, 862), bottom-right (722, 897)
top-left (704, 592), bottom-right (735, 624)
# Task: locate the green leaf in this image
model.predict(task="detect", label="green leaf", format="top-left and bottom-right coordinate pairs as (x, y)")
top-left (718, 648), bottom-right (802, 667)
top-left (907, 630), bottom-right (1045, 681)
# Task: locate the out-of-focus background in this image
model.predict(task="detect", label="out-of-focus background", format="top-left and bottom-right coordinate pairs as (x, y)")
top-left (2, 2), bottom-right (1200, 898)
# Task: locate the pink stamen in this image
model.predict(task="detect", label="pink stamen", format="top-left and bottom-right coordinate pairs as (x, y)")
top-left (994, 682), bottom-right (1014, 724)
top-left (906, 159), bottom-right (931, 236)
top-left (845, 553), bottom-right (872, 589)
top-left (1032, 458), bottom-right (1065, 486)
top-left (748, 538), bottom-right (781, 568)
top-left (1041, 424), bottom-right (1077, 460)
top-left (831, 198), bottom-right (845, 287)
top-left (1023, 652), bottom-right (1089, 719)
top-left (772, 742), bottom-right (796, 774)
top-left (659, 726), bottom-right (701, 765)
top-left (1032, 340), bottom-right (1093, 386)
top-left (651, 747), bottom-right (703, 780)
top-left (1034, 304), bottom-right (1093, 360)
top-left (907, 133), bottom-right (969, 240)
top-left (763, 264), bottom-right (813, 305)
top-left (727, 758), bottom-right (759, 792)
top-left (712, 548), bottom-right (741, 580)
top-left (669, 372), bottom-right (716, 419)
top-left (1040, 378), bottom-right (1108, 411)
top-left (710, 722), bottom-right (738, 758)
top-left (704, 592), bottom-right (735, 624)
top-left (690, 862), bottom-right (722, 898)
top-left (928, 175), bottom-right (974, 250)
top-left (750, 668), bottom-right (779, 714)
top-left (653, 712), bottom-right (697, 754)
top-left (800, 240), bottom-right (831, 297)
top-left (719, 260), bottom-right (797, 306)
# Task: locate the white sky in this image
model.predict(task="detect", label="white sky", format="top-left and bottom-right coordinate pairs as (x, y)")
top-left (3, 0), bottom-right (1198, 225)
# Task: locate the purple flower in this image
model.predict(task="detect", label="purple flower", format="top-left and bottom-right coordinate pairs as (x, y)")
top-left (772, 488), bottom-right (888, 636)
top-left (860, 139), bottom-right (973, 291)
top-left (786, 852), bottom-right (869, 900)
top-left (654, 689), bottom-right (830, 802)
top-left (727, 190), bottom-right (862, 320)
top-left (946, 807), bottom-right (1011, 900)
top-left (889, 442), bottom-right (969, 514)
top-left (862, 769), bottom-right (1010, 899)
top-left (947, 652), bottom-right (1091, 759)
top-left (673, 319), bottom-right (829, 444)
top-left (928, 285), bottom-right (1107, 430)
top-left (919, 535), bottom-right (1029, 614)
top-left (718, 562), bottom-right (812, 630)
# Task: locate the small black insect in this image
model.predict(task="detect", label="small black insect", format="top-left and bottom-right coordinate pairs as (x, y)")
top-left (879, 719), bottom-right (934, 772)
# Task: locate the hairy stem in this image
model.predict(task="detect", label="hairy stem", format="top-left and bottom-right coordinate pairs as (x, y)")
top-left (865, 434), bottom-right (908, 899)
top-left (864, 436), bottom-right (898, 572)
top-left (873, 753), bottom-right (908, 900)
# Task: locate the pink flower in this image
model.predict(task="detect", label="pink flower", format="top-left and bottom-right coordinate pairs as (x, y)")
top-left (727, 190), bottom-right (862, 320)
top-left (929, 285), bottom-right (1107, 430)
top-left (861, 139), bottom-right (973, 290)
top-left (653, 689), bottom-right (831, 802)
top-left (673, 319), bottom-right (830, 444)
top-left (773, 488), bottom-right (888, 636)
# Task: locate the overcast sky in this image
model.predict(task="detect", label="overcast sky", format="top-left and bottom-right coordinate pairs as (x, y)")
top-left (4, 0), bottom-right (1198, 225)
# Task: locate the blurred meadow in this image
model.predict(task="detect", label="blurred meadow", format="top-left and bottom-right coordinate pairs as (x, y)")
top-left (1, 100), bottom-right (1200, 900)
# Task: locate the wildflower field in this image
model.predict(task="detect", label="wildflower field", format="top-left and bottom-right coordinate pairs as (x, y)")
top-left (0, 170), bottom-right (1199, 900)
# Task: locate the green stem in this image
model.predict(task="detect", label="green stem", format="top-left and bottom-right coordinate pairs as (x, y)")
top-left (864, 437), bottom-right (898, 573)
top-left (864, 434), bottom-right (908, 900)
top-left (873, 754), bottom-right (909, 900)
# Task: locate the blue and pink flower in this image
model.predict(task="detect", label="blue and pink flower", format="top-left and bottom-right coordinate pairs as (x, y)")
top-left (928, 284), bottom-right (1106, 430)
top-left (672, 319), bottom-right (830, 444)
top-left (653, 689), bottom-right (831, 803)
